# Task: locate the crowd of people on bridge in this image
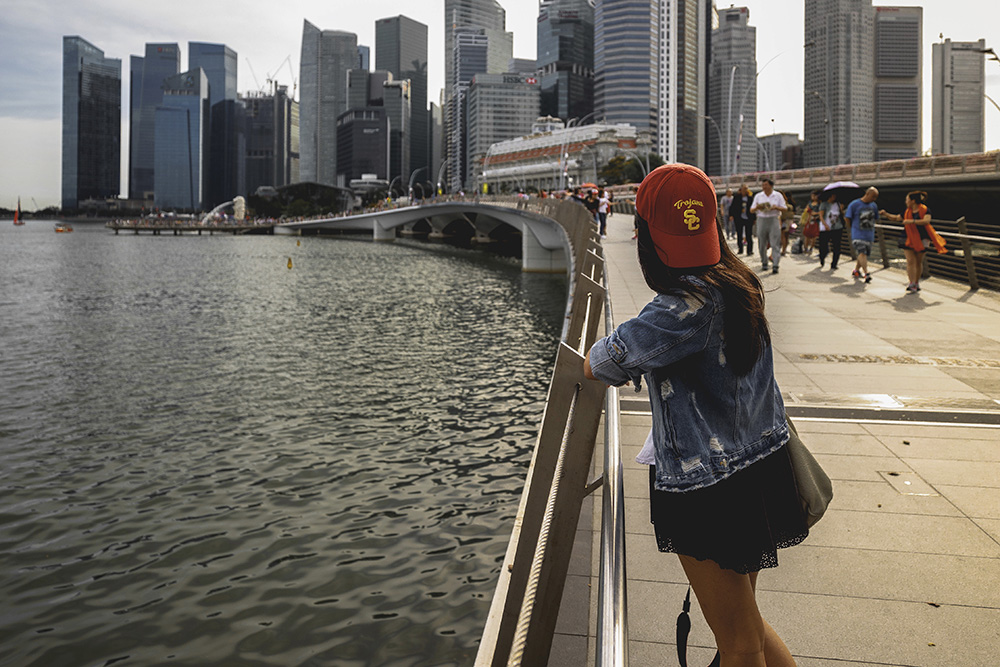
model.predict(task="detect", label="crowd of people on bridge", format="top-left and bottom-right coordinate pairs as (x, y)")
top-left (717, 181), bottom-right (948, 294)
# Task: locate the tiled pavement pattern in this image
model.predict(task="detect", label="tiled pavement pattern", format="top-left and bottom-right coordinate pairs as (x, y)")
top-left (549, 212), bottom-right (1000, 667)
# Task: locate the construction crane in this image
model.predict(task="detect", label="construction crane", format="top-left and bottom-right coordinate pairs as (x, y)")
top-left (266, 55), bottom-right (297, 99)
top-left (245, 57), bottom-right (264, 92)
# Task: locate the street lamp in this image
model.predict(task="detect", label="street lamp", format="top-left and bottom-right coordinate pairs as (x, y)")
top-left (731, 52), bottom-right (784, 176)
top-left (809, 90), bottom-right (834, 166)
top-left (702, 114), bottom-right (725, 177)
top-left (726, 65), bottom-right (738, 180)
top-left (986, 93), bottom-right (1000, 115)
top-left (754, 136), bottom-right (770, 172)
top-left (618, 150), bottom-right (648, 179)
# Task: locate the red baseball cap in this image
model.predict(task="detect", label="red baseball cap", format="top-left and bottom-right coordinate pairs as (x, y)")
top-left (635, 164), bottom-right (720, 269)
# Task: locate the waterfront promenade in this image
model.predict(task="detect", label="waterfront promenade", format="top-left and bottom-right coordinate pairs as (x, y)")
top-left (552, 214), bottom-right (1000, 666)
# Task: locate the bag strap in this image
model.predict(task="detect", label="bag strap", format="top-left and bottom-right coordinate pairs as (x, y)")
top-left (676, 586), bottom-right (692, 667)
top-left (677, 587), bottom-right (721, 667)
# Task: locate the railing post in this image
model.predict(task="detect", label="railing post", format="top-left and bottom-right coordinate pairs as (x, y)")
top-left (876, 225), bottom-right (890, 269)
top-left (956, 216), bottom-right (979, 290)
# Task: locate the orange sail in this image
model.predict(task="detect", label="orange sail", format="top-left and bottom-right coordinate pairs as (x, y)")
top-left (13, 197), bottom-right (24, 225)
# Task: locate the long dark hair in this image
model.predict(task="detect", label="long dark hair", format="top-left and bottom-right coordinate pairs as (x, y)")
top-left (635, 216), bottom-right (770, 375)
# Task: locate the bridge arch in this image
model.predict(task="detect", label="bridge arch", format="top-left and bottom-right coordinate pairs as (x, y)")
top-left (277, 198), bottom-right (595, 274)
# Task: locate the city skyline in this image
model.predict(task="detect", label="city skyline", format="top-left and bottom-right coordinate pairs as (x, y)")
top-left (2, 0), bottom-right (998, 209)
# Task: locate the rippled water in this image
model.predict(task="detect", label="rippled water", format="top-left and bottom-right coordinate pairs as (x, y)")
top-left (0, 222), bottom-right (566, 666)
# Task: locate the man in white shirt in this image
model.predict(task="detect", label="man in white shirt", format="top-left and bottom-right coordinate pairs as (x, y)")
top-left (750, 178), bottom-right (786, 273)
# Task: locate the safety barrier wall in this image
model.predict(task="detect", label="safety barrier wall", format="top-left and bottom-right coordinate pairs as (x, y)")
top-left (474, 197), bottom-right (629, 666)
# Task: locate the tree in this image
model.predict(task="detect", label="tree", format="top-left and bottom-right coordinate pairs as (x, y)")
top-left (599, 154), bottom-right (664, 185)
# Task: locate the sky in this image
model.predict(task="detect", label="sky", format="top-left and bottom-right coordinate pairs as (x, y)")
top-left (1, 0), bottom-right (998, 210)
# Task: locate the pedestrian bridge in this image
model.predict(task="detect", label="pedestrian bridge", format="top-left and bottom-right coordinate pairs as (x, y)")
top-left (712, 151), bottom-right (1000, 224)
top-left (276, 197), bottom-right (596, 274)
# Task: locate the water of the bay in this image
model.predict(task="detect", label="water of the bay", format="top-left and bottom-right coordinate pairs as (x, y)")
top-left (0, 221), bottom-right (568, 666)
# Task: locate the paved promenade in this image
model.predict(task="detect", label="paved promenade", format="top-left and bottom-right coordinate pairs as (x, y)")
top-left (552, 213), bottom-right (1000, 666)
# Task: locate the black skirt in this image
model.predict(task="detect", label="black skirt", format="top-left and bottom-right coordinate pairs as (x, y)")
top-left (648, 446), bottom-right (808, 574)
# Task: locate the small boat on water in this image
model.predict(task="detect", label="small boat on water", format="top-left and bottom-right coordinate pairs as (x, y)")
top-left (54, 223), bottom-right (74, 233)
top-left (13, 197), bottom-right (24, 225)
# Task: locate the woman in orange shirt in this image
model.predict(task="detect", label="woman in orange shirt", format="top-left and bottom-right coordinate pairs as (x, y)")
top-left (879, 191), bottom-right (946, 293)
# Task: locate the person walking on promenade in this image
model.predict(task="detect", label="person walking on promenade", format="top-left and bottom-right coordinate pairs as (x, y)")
top-left (598, 188), bottom-right (610, 236)
top-left (729, 184), bottom-right (755, 255)
top-left (801, 191), bottom-right (821, 255)
top-left (585, 164), bottom-right (805, 667)
top-left (845, 187), bottom-right (880, 284)
top-left (779, 191), bottom-right (795, 256)
top-left (879, 190), bottom-right (947, 293)
top-left (720, 188), bottom-right (735, 239)
top-left (750, 178), bottom-right (786, 273)
top-left (817, 192), bottom-right (844, 269)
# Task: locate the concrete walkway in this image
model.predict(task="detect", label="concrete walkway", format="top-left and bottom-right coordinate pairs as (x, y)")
top-left (553, 212), bottom-right (1000, 666)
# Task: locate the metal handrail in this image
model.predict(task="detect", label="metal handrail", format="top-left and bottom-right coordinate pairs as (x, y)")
top-left (596, 264), bottom-right (628, 667)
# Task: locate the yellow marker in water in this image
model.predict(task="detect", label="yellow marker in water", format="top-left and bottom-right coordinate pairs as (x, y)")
top-left (297, 239), bottom-right (301, 246)
top-left (287, 257), bottom-right (293, 269)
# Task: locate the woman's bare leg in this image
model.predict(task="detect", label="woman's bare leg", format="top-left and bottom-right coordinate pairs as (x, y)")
top-left (748, 572), bottom-right (797, 666)
top-left (904, 249), bottom-right (920, 285)
top-left (678, 555), bottom-right (765, 666)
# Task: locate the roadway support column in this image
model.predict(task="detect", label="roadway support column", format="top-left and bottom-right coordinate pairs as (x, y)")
top-left (373, 219), bottom-right (395, 242)
top-left (522, 229), bottom-right (567, 273)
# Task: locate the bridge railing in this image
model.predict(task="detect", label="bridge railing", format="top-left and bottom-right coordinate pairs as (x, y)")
top-left (710, 151), bottom-right (1000, 191)
top-left (475, 198), bottom-right (629, 666)
top-left (871, 218), bottom-right (1000, 291)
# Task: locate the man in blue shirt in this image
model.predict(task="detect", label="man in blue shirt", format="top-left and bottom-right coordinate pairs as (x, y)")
top-left (845, 187), bottom-right (880, 283)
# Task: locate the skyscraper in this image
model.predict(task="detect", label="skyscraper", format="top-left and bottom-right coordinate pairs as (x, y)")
top-left (129, 43), bottom-right (180, 200)
top-left (444, 0), bottom-right (512, 190)
top-left (707, 6), bottom-right (756, 176)
top-left (658, 0), bottom-right (708, 166)
top-left (594, 1), bottom-right (658, 141)
top-left (873, 7), bottom-right (922, 160)
top-left (62, 36), bottom-right (121, 210)
top-left (376, 15), bottom-right (429, 183)
top-left (299, 20), bottom-right (358, 186)
top-left (536, 0), bottom-right (594, 123)
top-left (189, 42), bottom-right (245, 207)
top-left (444, 0), bottom-right (508, 95)
top-left (932, 38), bottom-right (986, 155)
top-left (466, 73), bottom-right (541, 188)
top-left (243, 85), bottom-right (300, 195)
top-left (448, 28), bottom-right (490, 191)
top-left (803, 0), bottom-right (875, 167)
top-left (595, 0), bottom-right (707, 165)
top-left (154, 69), bottom-right (210, 210)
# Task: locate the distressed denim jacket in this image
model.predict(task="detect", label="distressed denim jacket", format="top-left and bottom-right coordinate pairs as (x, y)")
top-left (589, 280), bottom-right (788, 492)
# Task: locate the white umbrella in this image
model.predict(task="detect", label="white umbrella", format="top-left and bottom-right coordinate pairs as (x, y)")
top-left (822, 181), bottom-right (863, 201)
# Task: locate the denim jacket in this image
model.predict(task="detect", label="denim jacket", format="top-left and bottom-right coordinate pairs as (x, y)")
top-left (589, 279), bottom-right (788, 492)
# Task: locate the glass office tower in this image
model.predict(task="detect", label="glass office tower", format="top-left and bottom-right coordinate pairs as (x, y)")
top-left (243, 85), bottom-right (300, 194)
top-left (594, 1), bottom-right (658, 140)
top-left (707, 6), bottom-right (756, 176)
top-left (376, 15), bottom-right (429, 184)
top-left (154, 69), bottom-right (210, 210)
top-left (803, 0), bottom-right (875, 167)
top-left (537, 0), bottom-right (594, 123)
top-left (62, 36), bottom-right (121, 210)
top-left (300, 20), bottom-right (358, 186)
top-left (873, 7), bottom-right (922, 160)
top-left (129, 43), bottom-right (180, 201)
top-left (190, 42), bottom-right (245, 207)
top-left (932, 38), bottom-right (987, 155)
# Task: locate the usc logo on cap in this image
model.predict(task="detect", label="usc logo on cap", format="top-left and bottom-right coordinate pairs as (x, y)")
top-left (683, 208), bottom-right (701, 231)
top-left (675, 199), bottom-right (704, 231)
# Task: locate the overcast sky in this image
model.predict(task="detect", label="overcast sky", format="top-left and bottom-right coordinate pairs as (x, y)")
top-left (1, 0), bottom-right (998, 209)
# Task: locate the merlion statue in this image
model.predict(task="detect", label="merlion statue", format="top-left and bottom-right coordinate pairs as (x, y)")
top-left (233, 196), bottom-right (246, 221)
